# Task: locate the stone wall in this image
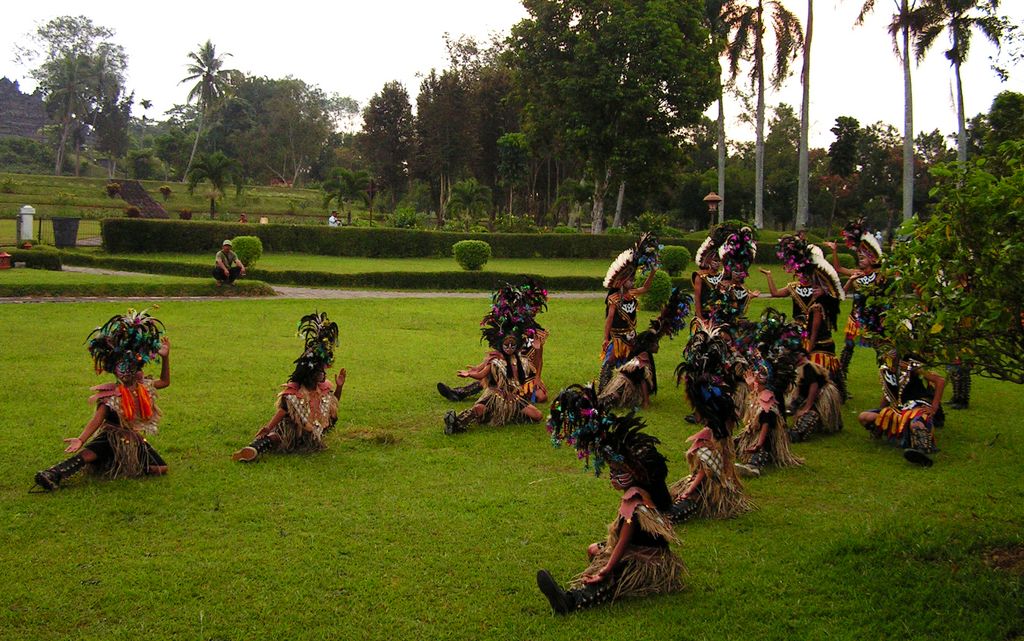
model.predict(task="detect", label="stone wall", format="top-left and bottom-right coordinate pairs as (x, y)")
top-left (0, 78), bottom-right (46, 140)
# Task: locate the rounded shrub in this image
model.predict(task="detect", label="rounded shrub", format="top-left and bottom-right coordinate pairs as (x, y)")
top-left (661, 245), bottom-right (692, 276)
top-left (125, 206), bottom-right (141, 218)
top-left (453, 240), bottom-right (492, 271)
top-left (231, 235), bottom-right (264, 268)
top-left (640, 270), bottom-right (673, 311)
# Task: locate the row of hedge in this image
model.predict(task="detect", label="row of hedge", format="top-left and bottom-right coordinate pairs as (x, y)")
top-left (100, 218), bottom-right (857, 266)
top-left (0, 280), bottom-right (276, 298)
top-left (6, 247), bottom-right (63, 270)
top-left (59, 252), bottom-right (696, 292)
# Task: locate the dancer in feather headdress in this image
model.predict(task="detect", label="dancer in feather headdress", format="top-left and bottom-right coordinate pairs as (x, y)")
top-left (824, 218), bottom-right (888, 386)
top-left (437, 278), bottom-right (549, 403)
top-left (691, 223), bottom-right (735, 323)
top-left (761, 235), bottom-right (849, 400)
top-left (709, 226), bottom-right (760, 327)
top-left (600, 233), bottom-right (661, 391)
top-left (599, 288), bottom-right (692, 409)
top-left (34, 309), bottom-right (172, 491)
top-left (232, 312), bottom-right (346, 462)
top-left (536, 385), bottom-right (684, 614)
top-left (668, 322), bottom-right (752, 522)
top-left (443, 285), bottom-right (545, 434)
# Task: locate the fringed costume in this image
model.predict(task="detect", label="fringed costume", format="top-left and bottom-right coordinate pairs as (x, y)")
top-left (538, 385), bottom-right (685, 614)
top-left (786, 360), bottom-right (844, 442)
top-left (668, 427), bottom-right (751, 522)
top-left (35, 309), bottom-right (171, 491)
top-left (233, 312), bottom-right (345, 462)
top-left (599, 289), bottom-right (692, 409)
top-left (444, 284), bottom-right (546, 434)
top-left (735, 387), bottom-right (804, 473)
top-left (835, 219), bottom-right (887, 378)
top-left (600, 235), bottom-right (662, 391)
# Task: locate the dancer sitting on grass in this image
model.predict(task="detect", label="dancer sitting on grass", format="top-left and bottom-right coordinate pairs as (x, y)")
top-left (443, 293), bottom-right (544, 434)
top-left (599, 288), bottom-right (692, 409)
top-left (600, 233), bottom-right (661, 391)
top-left (859, 344), bottom-right (945, 467)
top-left (233, 312), bottom-right (345, 462)
top-left (438, 278), bottom-right (548, 403)
top-left (537, 385), bottom-right (684, 614)
top-left (786, 347), bottom-right (844, 442)
top-left (668, 322), bottom-right (751, 521)
top-left (35, 309), bottom-right (171, 491)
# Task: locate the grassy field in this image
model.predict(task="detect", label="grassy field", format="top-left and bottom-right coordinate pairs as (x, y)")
top-left (0, 267), bottom-right (275, 297)
top-left (1, 297), bottom-right (1020, 641)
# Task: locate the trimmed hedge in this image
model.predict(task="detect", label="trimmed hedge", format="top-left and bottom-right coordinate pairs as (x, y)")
top-left (640, 270), bottom-right (673, 311)
top-left (0, 280), bottom-right (275, 298)
top-left (59, 252), bottom-right (698, 292)
top-left (100, 218), bottom-right (688, 259)
top-left (453, 240), bottom-right (491, 270)
top-left (7, 247), bottom-right (62, 270)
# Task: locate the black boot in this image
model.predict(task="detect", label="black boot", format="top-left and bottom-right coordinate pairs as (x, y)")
top-left (840, 342), bottom-right (855, 378)
top-left (34, 454), bottom-right (87, 491)
top-left (444, 409), bottom-right (477, 435)
top-left (834, 369), bottom-right (850, 403)
top-left (536, 570), bottom-right (615, 614)
top-left (949, 367), bottom-right (970, 409)
top-left (232, 435), bottom-right (276, 462)
top-left (669, 497), bottom-right (700, 524)
top-left (437, 381), bottom-right (482, 402)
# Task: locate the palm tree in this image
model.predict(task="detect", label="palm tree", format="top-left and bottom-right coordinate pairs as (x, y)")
top-left (912, 0), bottom-right (1005, 162)
top-left (187, 151), bottom-right (239, 217)
top-left (447, 179), bottom-right (492, 231)
top-left (857, 0), bottom-right (921, 222)
top-left (723, 0), bottom-right (804, 228)
top-left (179, 40), bottom-right (234, 181)
top-left (705, 0), bottom-right (740, 223)
top-left (322, 168), bottom-right (371, 224)
top-left (796, 0), bottom-right (814, 228)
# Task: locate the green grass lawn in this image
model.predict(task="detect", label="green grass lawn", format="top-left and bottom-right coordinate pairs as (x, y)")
top-left (1, 298), bottom-right (1020, 641)
top-left (0, 267), bottom-right (275, 297)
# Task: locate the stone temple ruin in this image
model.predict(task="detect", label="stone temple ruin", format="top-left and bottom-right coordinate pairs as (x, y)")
top-left (0, 78), bottom-right (46, 140)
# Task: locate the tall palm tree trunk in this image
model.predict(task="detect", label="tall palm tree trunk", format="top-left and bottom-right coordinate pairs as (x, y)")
top-left (755, 49), bottom-right (766, 229)
top-left (612, 180), bottom-right (626, 228)
top-left (183, 109), bottom-right (205, 182)
top-left (797, 0), bottom-right (814, 229)
top-left (717, 95), bottom-right (727, 223)
top-left (590, 167), bottom-right (612, 234)
top-left (954, 57), bottom-right (967, 163)
top-left (901, 13), bottom-right (915, 221)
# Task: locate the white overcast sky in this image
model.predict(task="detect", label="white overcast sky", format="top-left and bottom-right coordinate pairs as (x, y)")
top-left (3, 1), bottom-right (1022, 149)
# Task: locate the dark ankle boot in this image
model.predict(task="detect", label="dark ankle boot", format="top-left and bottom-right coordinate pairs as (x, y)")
top-left (669, 497), bottom-right (700, 524)
top-left (949, 367), bottom-right (970, 409)
top-left (444, 409), bottom-right (477, 435)
top-left (34, 454), bottom-right (87, 491)
top-left (834, 369), bottom-right (850, 403)
top-left (840, 342), bottom-right (855, 378)
top-left (232, 435), bottom-right (276, 462)
top-left (437, 381), bottom-right (482, 402)
top-left (536, 570), bottom-right (615, 614)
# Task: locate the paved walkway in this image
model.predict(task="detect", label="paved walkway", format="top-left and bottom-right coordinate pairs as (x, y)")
top-left (0, 265), bottom-right (605, 303)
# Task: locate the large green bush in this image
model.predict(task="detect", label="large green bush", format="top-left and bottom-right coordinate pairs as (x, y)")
top-left (231, 235), bottom-right (263, 268)
top-left (661, 245), bottom-right (692, 276)
top-left (453, 240), bottom-right (492, 271)
top-left (640, 270), bottom-right (673, 311)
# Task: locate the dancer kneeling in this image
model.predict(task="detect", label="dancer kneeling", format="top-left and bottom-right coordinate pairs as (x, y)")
top-left (538, 385), bottom-right (684, 614)
top-left (858, 347), bottom-right (944, 467)
top-left (233, 312), bottom-right (345, 462)
top-left (668, 322), bottom-right (751, 522)
top-left (786, 348), bottom-right (844, 442)
top-left (35, 309), bottom-right (171, 491)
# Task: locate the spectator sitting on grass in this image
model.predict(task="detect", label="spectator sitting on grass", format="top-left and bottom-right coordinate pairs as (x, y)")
top-left (328, 211), bottom-right (340, 227)
top-left (213, 239), bottom-right (246, 286)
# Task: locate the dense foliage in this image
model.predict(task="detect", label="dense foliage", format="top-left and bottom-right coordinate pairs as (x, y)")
top-left (452, 239), bottom-right (492, 271)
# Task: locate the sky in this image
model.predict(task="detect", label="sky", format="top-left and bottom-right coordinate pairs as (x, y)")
top-left (2, 1), bottom-right (1022, 149)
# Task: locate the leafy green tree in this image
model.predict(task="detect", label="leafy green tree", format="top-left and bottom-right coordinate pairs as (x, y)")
top-left (447, 178), bottom-right (492, 230)
top-left (510, 0), bottom-right (719, 233)
top-left (94, 90), bottom-right (134, 178)
top-left (322, 167), bottom-right (371, 223)
top-left (15, 16), bottom-right (128, 176)
top-left (187, 151), bottom-right (239, 217)
top-left (497, 132), bottom-right (529, 217)
top-left (414, 69), bottom-right (475, 225)
top-left (912, 0), bottom-right (1007, 163)
top-left (180, 40), bottom-right (235, 181)
top-left (883, 141), bottom-right (1024, 383)
top-left (722, 0), bottom-right (804, 228)
top-left (359, 81), bottom-right (414, 208)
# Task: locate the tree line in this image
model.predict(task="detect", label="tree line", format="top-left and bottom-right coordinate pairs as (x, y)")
top-left (7, 2), bottom-right (1021, 233)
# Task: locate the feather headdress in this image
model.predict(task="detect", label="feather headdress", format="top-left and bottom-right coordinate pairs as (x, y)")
top-left (295, 311), bottom-right (339, 370)
top-left (480, 279), bottom-right (546, 350)
top-left (674, 322), bottom-right (737, 439)
top-left (842, 218), bottom-right (883, 262)
top-left (718, 226), bottom-right (757, 281)
top-left (776, 235), bottom-right (845, 301)
top-left (603, 233), bottom-right (662, 289)
top-left (695, 223), bottom-right (739, 269)
top-left (87, 308), bottom-right (165, 376)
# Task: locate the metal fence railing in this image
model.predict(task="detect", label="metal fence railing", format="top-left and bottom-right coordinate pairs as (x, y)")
top-left (0, 217), bottom-right (103, 247)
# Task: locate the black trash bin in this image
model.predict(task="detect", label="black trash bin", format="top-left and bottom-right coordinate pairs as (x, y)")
top-left (52, 217), bottom-right (80, 248)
